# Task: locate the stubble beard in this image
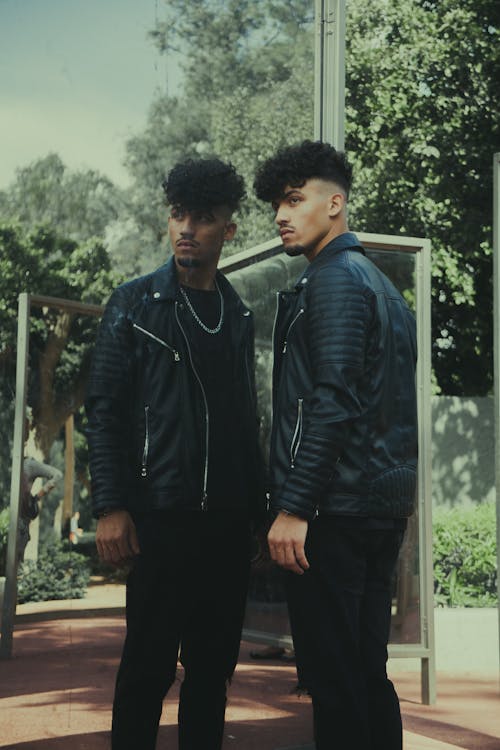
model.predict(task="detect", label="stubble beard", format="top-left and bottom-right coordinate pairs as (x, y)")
top-left (177, 256), bottom-right (202, 268)
top-left (284, 244), bottom-right (306, 258)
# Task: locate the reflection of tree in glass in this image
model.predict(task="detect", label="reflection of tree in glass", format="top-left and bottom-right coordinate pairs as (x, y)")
top-left (367, 250), bottom-right (416, 311)
top-left (126, 0), bottom-right (315, 262)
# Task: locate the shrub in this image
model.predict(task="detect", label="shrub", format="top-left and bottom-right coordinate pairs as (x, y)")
top-left (433, 502), bottom-right (497, 607)
top-left (17, 542), bottom-right (90, 603)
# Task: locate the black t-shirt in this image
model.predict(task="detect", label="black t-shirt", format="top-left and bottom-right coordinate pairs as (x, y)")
top-left (180, 286), bottom-right (245, 507)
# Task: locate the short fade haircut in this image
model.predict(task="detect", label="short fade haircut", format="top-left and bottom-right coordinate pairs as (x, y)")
top-left (254, 140), bottom-right (353, 203)
top-left (162, 158), bottom-right (246, 214)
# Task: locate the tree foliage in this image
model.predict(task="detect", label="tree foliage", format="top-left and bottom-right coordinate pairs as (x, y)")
top-left (0, 153), bottom-right (126, 244)
top-left (0, 223), bottom-right (120, 458)
top-left (345, 0), bottom-right (500, 395)
top-left (124, 0), bottom-right (499, 395)
top-left (0, 153), bottom-right (126, 477)
top-left (125, 0), bottom-right (315, 263)
top-left (1, 0), bottom-right (497, 399)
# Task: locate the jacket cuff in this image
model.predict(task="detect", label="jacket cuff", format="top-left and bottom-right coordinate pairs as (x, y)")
top-left (93, 504), bottom-right (124, 520)
top-left (271, 499), bottom-right (316, 522)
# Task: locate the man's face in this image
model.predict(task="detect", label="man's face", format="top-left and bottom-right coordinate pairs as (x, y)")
top-left (272, 179), bottom-right (344, 261)
top-left (168, 205), bottom-right (236, 271)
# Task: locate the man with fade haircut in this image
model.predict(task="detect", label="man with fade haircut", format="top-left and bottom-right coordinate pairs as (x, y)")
top-left (254, 140), bottom-right (418, 750)
top-left (86, 157), bottom-right (264, 750)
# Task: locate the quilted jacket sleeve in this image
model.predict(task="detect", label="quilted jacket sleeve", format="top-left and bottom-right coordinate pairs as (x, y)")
top-left (85, 286), bottom-right (135, 517)
top-left (275, 262), bottom-right (370, 519)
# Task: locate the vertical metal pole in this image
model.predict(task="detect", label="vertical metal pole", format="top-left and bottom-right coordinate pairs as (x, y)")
top-left (314, 0), bottom-right (323, 141)
top-left (493, 152), bottom-right (500, 685)
top-left (416, 239), bottom-right (436, 704)
top-left (314, 0), bottom-right (346, 149)
top-left (0, 294), bottom-right (30, 659)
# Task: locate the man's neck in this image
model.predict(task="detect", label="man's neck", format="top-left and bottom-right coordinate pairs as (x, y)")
top-left (306, 222), bottom-right (350, 263)
top-left (176, 263), bottom-right (217, 291)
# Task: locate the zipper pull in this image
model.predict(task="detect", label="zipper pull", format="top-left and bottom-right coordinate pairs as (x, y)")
top-left (141, 467), bottom-right (147, 478)
top-left (201, 492), bottom-right (208, 511)
top-left (174, 351), bottom-right (180, 362)
top-left (282, 341), bottom-right (287, 354)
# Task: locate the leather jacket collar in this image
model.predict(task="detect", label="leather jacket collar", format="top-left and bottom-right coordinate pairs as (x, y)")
top-left (294, 232), bottom-right (365, 291)
top-left (148, 256), bottom-right (249, 315)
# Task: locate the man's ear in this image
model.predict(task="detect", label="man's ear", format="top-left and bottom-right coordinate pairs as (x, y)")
top-left (224, 222), bottom-right (237, 241)
top-left (328, 192), bottom-right (346, 218)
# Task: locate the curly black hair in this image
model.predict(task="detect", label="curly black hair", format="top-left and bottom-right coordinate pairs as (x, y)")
top-left (254, 140), bottom-right (353, 203)
top-left (162, 158), bottom-right (246, 213)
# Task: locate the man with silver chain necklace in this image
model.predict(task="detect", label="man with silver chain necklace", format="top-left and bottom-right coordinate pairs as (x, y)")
top-left (85, 158), bottom-right (264, 750)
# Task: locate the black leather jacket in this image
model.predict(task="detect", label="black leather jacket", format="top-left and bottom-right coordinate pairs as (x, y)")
top-left (270, 232), bottom-right (418, 521)
top-left (85, 257), bottom-right (263, 519)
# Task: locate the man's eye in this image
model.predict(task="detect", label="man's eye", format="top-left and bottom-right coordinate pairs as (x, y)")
top-left (171, 209), bottom-right (185, 220)
top-left (289, 196), bottom-right (300, 205)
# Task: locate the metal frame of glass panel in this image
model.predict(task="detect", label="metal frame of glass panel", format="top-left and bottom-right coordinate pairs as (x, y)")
top-left (221, 231), bottom-right (435, 705)
top-left (0, 295), bottom-right (103, 659)
top-left (314, 0), bottom-right (346, 149)
top-left (493, 152), bottom-right (500, 676)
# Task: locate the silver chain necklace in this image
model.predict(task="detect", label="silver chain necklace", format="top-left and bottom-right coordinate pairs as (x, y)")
top-left (179, 280), bottom-right (224, 334)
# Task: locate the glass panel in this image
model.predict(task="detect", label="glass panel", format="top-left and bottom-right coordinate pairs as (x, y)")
top-left (365, 248), bottom-right (420, 645)
top-left (12, 303), bottom-right (100, 598)
top-left (213, 7), bottom-right (315, 257)
top-left (366, 249), bottom-right (416, 311)
top-left (228, 244), bottom-right (421, 646)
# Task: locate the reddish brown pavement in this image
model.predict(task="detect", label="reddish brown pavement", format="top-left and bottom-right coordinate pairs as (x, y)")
top-left (0, 585), bottom-right (499, 750)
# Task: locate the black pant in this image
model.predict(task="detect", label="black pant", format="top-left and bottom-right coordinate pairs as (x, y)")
top-left (112, 512), bottom-right (251, 750)
top-left (285, 518), bottom-right (405, 750)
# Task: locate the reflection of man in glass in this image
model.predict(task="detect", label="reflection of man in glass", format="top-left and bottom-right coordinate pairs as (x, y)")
top-left (254, 140), bottom-right (418, 750)
top-left (85, 159), bottom-right (263, 750)
top-left (19, 413), bottom-right (63, 561)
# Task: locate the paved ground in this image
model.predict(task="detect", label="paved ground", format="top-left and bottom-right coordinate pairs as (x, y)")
top-left (0, 583), bottom-right (499, 749)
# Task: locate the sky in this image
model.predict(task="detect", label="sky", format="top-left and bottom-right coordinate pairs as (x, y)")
top-left (0, 0), bottom-right (181, 189)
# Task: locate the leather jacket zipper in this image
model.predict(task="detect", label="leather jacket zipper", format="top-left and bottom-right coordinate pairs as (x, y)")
top-left (175, 301), bottom-right (209, 510)
top-left (141, 405), bottom-right (150, 477)
top-left (270, 291), bottom-right (281, 425)
top-left (282, 308), bottom-right (304, 353)
top-left (133, 323), bottom-right (181, 362)
top-left (271, 291), bottom-right (280, 354)
top-left (290, 398), bottom-right (303, 468)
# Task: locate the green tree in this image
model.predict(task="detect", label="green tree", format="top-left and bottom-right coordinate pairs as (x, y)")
top-left (0, 223), bottom-right (120, 460)
top-left (127, 0), bottom-right (499, 395)
top-left (345, 0), bottom-right (500, 395)
top-left (0, 153), bottom-right (126, 243)
top-left (0, 153), bottom-right (149, 278)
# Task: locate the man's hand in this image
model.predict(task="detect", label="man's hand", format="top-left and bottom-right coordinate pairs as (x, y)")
top-left (96, 510), bottom-right (140, 566)
top-left (267, 511), bottom-right (309, 575)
